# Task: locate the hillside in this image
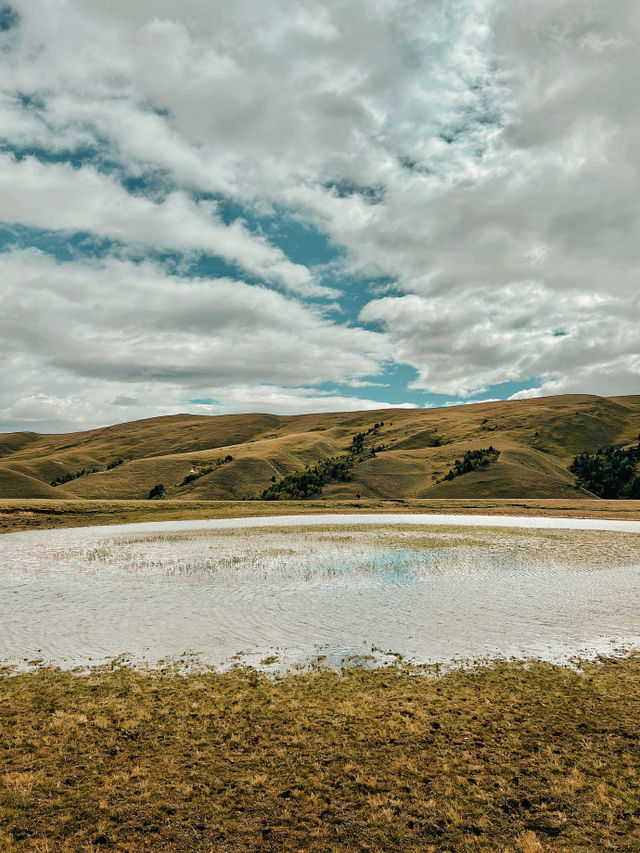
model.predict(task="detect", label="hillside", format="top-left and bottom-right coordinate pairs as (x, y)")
top-left (0, 394), bottom-right (639, 501)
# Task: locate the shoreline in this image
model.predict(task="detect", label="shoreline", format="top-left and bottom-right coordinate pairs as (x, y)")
top-left (2, 655), bottom-right (640, 850)
top-left (4, 504), bottom-right (640, 848)
top-left (4, 509), bottom-right (640, 541)
top-left (4, 641), bottom-right (639, 681)
top-left (2, 496), bottom-right (640, 535)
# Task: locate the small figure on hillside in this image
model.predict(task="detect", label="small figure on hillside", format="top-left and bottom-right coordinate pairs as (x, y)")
top-left (356, 490), bottom-right (361, 500)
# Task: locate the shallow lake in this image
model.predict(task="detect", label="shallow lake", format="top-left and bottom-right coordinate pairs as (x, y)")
top-left (2, 514), bottom-right (640, 671)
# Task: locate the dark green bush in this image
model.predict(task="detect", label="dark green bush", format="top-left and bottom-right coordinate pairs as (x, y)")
top-left (178, 455), bottom-right (234, 487)
top-left (50, 467), bottom-right (99, 487)
top-left (261, 423), bottom-right (385, 500)
top-left (442, 447), bottom-right (501, 482)
top-left (570, 444), bottom-right (640, 498)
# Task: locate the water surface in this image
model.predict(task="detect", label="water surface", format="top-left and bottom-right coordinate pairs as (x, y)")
top-left (2, 515), bottom-right (640, 671)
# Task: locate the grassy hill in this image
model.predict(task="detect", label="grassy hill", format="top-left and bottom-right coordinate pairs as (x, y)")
top-left (0, 394), bottom-right (638, 501)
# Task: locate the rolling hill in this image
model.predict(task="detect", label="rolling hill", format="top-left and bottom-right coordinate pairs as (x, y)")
top-left (0, 394), bottom-right (638, 501)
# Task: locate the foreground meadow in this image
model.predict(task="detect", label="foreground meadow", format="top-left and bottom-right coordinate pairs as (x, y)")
top-left (3, 509), bottom-right (640, 851)
top-left (2, 657), bottom-right (640, 852)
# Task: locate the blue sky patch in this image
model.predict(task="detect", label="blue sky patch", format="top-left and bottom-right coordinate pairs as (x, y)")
top-left (0, 4), bottom-right (18, 32)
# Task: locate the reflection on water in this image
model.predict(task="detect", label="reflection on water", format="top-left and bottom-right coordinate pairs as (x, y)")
top-left (1, 517), bottom-right (640, 671)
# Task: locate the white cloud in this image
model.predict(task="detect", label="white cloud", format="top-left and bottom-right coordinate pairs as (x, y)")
top-left (351, 0), bottom-right (640, 398)
top-left (5, 0), bottom-right (507, 203)
top-left (0, 0), bottom-right (638, 430)
top-left (5, 393), bottom-right (90, 423)
top-left (0, 153), bottom-right (330, 296)
top-left (361, 282), bottom-right (640, 397)
top-left (2, 384), bottom-right (414, 433)
top-left (0, 249), bottom-right (393, 429)
top-left (188, 387), bottom-right (417, 418)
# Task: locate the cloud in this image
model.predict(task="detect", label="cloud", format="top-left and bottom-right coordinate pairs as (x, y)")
top-left (360, 283), bottom-right (640, 398)
top-left (0, 0), bottom-right (638, 431)
top-left (2, 384), bottom-right (414, 433)
top-left (3, 0), bottom-right (506, 202)
top-left (5, 393), bottom-right (83, 423)
top-left (188, 387), bottom-right (417, 418)
top-left (0, 249), bottom-right (392, 429)
top-left (0, 153), bottom-right (331, 296)
top-left (352, 0), bottom-right (640, 398)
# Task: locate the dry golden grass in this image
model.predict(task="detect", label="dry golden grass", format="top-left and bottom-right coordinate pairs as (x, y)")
top-left (2, 656), bottom-right (640, 851)
top-left (1, 394), bottom-right (639, 501)
top-left (1, 497), bottom-right (640, 534)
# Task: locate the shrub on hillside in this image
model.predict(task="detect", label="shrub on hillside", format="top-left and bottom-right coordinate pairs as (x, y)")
top-left (261, 455), bottom-right (354, 500)
top-left (570, 444), bottom-right (640, 498)
top-left (442, 447), bottom-right (501, 482)
top-left (50, 467), bottom-right (99, 486)
top-left (178, 455), bottom-right (233, 487)
top-left (261, 423), bottom-right (387, 500)
top-left (51, 458), bottom-right (124, 486)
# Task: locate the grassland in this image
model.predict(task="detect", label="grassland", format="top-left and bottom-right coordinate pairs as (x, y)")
top-left (2, 657), bottom-right (640, 851)
top-left (1, 394), bottom-right (639, 502)
top-left (2, 497), bottom-right (640, 534)
top-left (2, 395), bottom-right (640, 851)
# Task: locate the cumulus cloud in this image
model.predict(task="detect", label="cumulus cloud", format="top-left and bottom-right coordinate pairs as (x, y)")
top-left (0, 0), bottom-right (638, 430)
top-left (3, 0), bottom-right (506, 201)
top-left (0, 153), bottom-right (329, 296)
top-left (0, 249), bottom-right (391, 430)
top-left (361, 283), bottom-right (640, 398)
top-left (2, 383), bottom-right (411, 433)
top-left (352, 0), bottom-right (640, 398)
top-left (188, 387), bottom-right (417, 418)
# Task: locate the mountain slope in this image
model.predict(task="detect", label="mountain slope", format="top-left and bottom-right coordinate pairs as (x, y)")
top-left (0, 394), bottom-right (638, 500)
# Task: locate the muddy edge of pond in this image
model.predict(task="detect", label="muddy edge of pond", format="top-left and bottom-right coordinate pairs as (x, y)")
top-left (2, 655), bottom-right (640, 851)
top-left (2, 497), bottom-right (640, 534)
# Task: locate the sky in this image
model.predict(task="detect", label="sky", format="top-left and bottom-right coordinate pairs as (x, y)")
top-left (1, 0), bottom-right (639, 432)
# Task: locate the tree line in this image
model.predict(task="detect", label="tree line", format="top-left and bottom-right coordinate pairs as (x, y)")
top-left (260, 422), bottom-right (386, 500)
top-left (51, 458), bottom-right (124, 486)
top-left (570, 443), bottom-right (640, 498)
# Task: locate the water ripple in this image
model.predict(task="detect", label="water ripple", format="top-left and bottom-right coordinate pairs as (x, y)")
top-left (1, 517), bottom-right (640, 671)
